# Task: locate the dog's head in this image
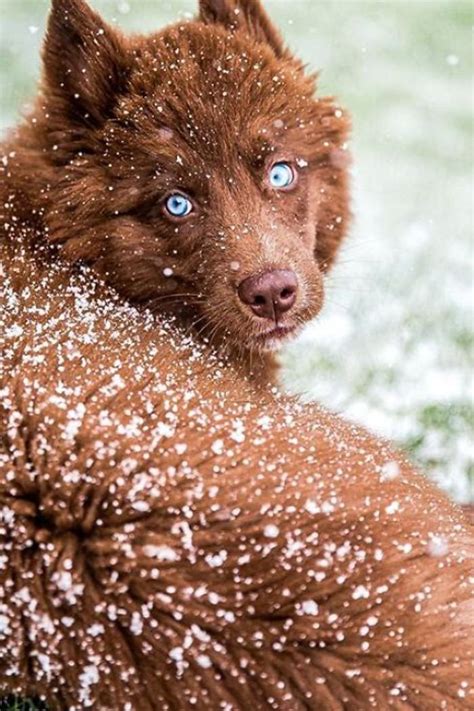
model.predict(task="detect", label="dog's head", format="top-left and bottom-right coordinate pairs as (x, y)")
top-left (39, 0), bottom-right (351, 354)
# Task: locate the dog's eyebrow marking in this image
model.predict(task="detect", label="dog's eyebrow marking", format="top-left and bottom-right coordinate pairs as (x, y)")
top-left (243, 139), bottom-right (278, 168)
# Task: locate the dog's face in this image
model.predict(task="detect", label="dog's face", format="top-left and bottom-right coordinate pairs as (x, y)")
top-left (40, 0), bottom-right (350, 354)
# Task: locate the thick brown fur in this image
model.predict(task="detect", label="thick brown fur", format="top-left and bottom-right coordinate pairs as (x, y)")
top-left (0, 1), bottom-right (473, 709)
top-left (0, 239), bottom-right (473, 710)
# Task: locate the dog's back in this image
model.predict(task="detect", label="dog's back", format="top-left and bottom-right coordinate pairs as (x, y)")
top-left (1, 241), bottom-right (472, 709)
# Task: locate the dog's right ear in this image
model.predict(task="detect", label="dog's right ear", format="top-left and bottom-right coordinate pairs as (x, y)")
top-left (42, 0), bottom-right (129, 125)
top-left (199, 0), bottom-right (287, 58)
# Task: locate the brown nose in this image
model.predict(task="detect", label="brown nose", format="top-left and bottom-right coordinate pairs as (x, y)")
top-left (238, 269), bottom-right (298, 321)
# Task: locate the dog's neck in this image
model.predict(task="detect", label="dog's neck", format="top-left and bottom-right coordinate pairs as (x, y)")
top-left (218, 341), bottom-right (281, 388)
top-left (153, 303), bottom-right (281, 387)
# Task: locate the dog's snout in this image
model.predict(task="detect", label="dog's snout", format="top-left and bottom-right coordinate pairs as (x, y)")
top-left (238, 269), bottom-right (298, 320)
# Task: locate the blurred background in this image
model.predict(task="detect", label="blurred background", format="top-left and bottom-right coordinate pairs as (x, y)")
top-left (0, 0), bottom-right (472, 502)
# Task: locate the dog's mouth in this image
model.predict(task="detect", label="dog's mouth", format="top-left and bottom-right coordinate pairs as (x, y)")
top-left (252, 323), bottom-right (299, 351)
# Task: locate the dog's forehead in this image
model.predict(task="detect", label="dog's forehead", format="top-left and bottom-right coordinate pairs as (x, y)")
top-left (125, 24), bottom-right (316, 160)
top-left (138, 22), bottom-right (288, 80)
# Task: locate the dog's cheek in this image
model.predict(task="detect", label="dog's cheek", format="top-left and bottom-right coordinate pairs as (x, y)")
top-left (68, 219), bottom-right (169, 303)
top-left (273, 184), bottom-right (318, 257)
top-left (297, 219), bottom-right (318, 256)
top-left (179, 225), bottom-right (232, 285)
top-left (97, 251), bottom-right (162, 302)
top-left (314, 158), bottom-right (352, 273)
top-left (297, 257), bottom-right (324, 315)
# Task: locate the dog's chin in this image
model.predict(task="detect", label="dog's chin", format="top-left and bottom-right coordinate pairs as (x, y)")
top-left (248, 324), bottom-right (300, 353)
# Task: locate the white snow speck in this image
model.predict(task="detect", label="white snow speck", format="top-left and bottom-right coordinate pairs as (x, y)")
top-left (87, 623), bottom-right (104, 637)
top-left (130, 612), bottom-right (143, 636)
top-left (131, 500), bottom-right (150, 512)
top-left (196, 654), bottom-right (212, 669)
top-left (211, 439), bottom-right (224, 455)
top-left (263, 524), bottom-right (279, 538)
top-left (170, 646), bottom-right (183, 661)
top-left (0, 614), bottom-right (11, 635)
top-left (78, 664), bottom-right (99, 707)
top-left (305, 499), bottom-right (319, 515)
top-left (296, 600), bottom-right (319, 616)
top-left (352, 585), bottom-right (370, 600)
top-left (143, 544), bottom-right (179, 562)
top-left (427, 535), bottom-right (449, 557)
top-left (385, 500), bottom-right (400, 515)
top-left (380, 460), bottom-right (400, 481)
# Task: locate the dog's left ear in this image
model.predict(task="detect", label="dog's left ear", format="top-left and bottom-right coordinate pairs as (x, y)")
top-left (42, 0), bottom-right (129, 125)
top-left (199, 0), bottom-right (287, 57)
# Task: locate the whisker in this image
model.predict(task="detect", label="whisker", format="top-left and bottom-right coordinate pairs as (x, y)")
top-left (148, 292), bottom-right (204, 304)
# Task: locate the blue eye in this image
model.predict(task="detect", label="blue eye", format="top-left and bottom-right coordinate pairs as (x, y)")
top-left (269, 162), bottom-right (296, 189)
top-left (165, 193), bottom-right (193, 218)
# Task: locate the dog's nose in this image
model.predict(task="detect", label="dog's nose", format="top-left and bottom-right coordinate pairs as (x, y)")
top-left (238, 269), bottom-right (298, 320)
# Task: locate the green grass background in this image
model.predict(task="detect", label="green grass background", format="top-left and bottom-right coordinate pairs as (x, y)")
top-left (0, 0), bottom-right (472, 509)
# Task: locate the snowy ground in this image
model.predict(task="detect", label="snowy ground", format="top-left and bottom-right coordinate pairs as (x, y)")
top-left (0, 0), bottom-right (472, 502)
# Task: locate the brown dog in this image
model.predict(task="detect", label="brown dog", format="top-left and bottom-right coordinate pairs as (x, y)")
top-left (1, 0), bottom-right (350, 377)
top-left (0, 1), bottom-right (472, 709)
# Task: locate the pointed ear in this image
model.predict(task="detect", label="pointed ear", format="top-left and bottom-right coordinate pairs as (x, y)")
top-left (199, 0), bottom-right (287, 57)
top-left (42, 0), bottom-right (129, 125)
